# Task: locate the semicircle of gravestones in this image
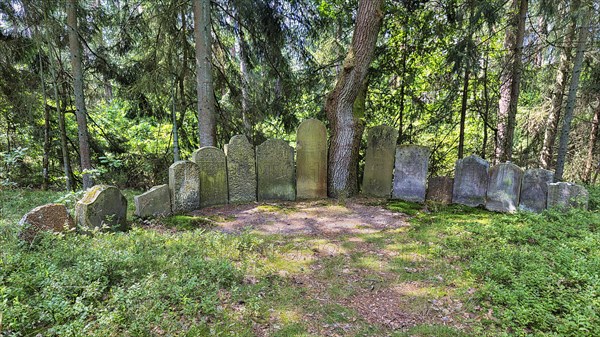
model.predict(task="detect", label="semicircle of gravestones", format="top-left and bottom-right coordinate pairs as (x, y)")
top-left (519, 168), bottom-right (554, 213)
top-left (169, 160), bottom-right (200, 212)
top-left (392, 145), bottom-right (430, 202)
top-left (256, 138), bottom-right (296, 201)
top-left (225, 135), bottom-right (257, 204)
top-left (192, 146), bottom-right (228, 207)
top-left (296, 119), bottom-right (328, 199)
top-left (485, 162), bottom-right (524, 213)
top-left (362, 125), bottom-right (398, 197)
top-left (75, 185), bottom-right (128, 231)
top-left (452, 154), bottom-right (489, 207)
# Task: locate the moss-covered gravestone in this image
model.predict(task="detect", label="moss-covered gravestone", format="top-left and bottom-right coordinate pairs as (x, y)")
top-left (296, 119), bottom-right (327, 199)
top-left (452, 154), bottom-right (489, 207)
top-left (134, 184), bottom-right (171, 217)
top-left (547, 182), bottom-right (589, 210)
top-left (519, 168), bottom-right (554, 213)
top-left (19, 203), bottom-right (75, 242)
top-left (75, 185), bottom-right (128, 231)
top-left (485, 162), bottom-right (524, 213)
top-left (225, 135), bottom-right (257, 203)
top-left (426, 176), bottom-right (454, 204)
top-left (256, 139), bottom-right (295, 201)
top-left (169, 160), bottom-right (200, 212)
top-left (192, 147), bottom-right (228, 207)
top-left (362, 125), bottom-right (398, 198)
top-left (392, 145), bottom-right (430, 202)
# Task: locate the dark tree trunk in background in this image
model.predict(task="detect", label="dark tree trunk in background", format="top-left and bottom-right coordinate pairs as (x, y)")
top-left (584, 104), bottom-right (600, 183)
top-left (482, 54), bottom-right (490, 159)
top-left (458, 68), bottom-right (470, 159)
top-left (397, 49), bottom-right (407, 144)
top-left (326, 0), bottom-right (384, 198)
top-left (67, 0), bottom-right (93, 189)
top-left (172, 80), bottom-right (180, 162)
top-left (496, 0), bottom-right (528, 163)
top-left (193, 0), bottom-right (216, 147)
top-left (39, 50), bottom-right (50, 190)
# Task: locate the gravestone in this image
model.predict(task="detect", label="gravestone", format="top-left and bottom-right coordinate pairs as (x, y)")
top-left (75, 185), bottom-right (128, 231)
top-left (452, 154), bottom-right (489, 207)
top-left (296, 119), bottom-right (327, 199)
top-left (519, 169), bottom-right (554, 213)
top-left (362, 125), bottom-right (398, 197)
top-left (392, 145), bottom-right (430, 202)
top-left (134, 184), bottom-right (171, 218)
top-left (224, 135), bottom-right (257, 203)
top-left (18, 204), bottom-right (75, 242)
top-left (426, 176), bottom-right (454, 204)
top-left (256, 139), bottom-right (295, 201)
top-left (547, 182), bottom-right (589, 210)
top-left (192, 147), bottom-right (228, 207)
top-left (169, 160), bottom-right (200, 212)
top-left (485, 162), bottom-right (524, 213)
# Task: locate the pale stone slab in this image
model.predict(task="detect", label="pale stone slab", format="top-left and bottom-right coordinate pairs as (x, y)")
top-left (296, 119), bottom-right (327, 199)
top-left (392, 145), bottom-right (430, 202)
top-left (256, 139), bottom-right (295, 201)
top-left (192, 147), bottom-right (228, 207)
top-left (19, 203), bottom-right (75, 242)
top-left (169, 160), bottom-right (200, 212)
top-left (519, 169), bottom-right (554, 213)
top-left (134, 184), bottom-right (171, 218)
top-left (485, 162), bottom-right (524, 213)
top-left (75, 185), bottom-right (128, 231)
top-left (224, 135), bottom-right (257, 203)
top-left (362, 125), bottom-right (398, 197)
top-left (452, 155), bottom-right (489, 207)
top-left (547, 182), bottom-right (589, 210)
top-left (426, 176), bottom-right (454, 204)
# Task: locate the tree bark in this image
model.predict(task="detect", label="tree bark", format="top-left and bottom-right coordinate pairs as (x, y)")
top-left (584, 104), bottom-right (600, 183)
top-left (482, 54), bottom-right (490, 159)
top-left (234, 14), bottom-right (252, 138)
top-left (458, 67), bottom-right (470, 159)
top-left (539, 0), bottom-right (578, 169)
top-left (39, 50), bottom-right (51, 190)
top-left (67, 0), bottom-right (93, 189)
top-left (495, 0), bottom-right (528, 163)
top-left (326, 0), bottom-right (384, 198)
top-left (172, 79), bottom-right (180, 162)
top-left (192, 0), bottom-right (216, 147)
top-left (554, 8), bottom-right (590, 182)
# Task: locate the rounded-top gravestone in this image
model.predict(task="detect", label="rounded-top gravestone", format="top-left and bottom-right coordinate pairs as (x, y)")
top-left (452, 154), bottom-right (489, 207)
top-left (225, 135), bottom-right (257, 204)
top-left (192, 147), bottom-right (228, 207)
top-left (169, 160), bottom-right (200, 212)
top-left (519, 168), bottom-right (554, 213)
top-left (75, 185), bottom-right (128, 231)
top-left (256, 139), bottom-right (295, 201)
top-left (485, 162), bottom-right (524, 213)
top-left (362, 125), bottom-right (398, 198)
top-left (392, 145), bottom-right (430, 202)
top-left (296, 119), bottom-right (327, 199)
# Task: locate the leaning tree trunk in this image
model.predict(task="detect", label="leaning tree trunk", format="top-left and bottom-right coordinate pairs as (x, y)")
top-left (192, 0), bottom-right (216, 147)
top-left (326, 0), bottom-right (384, 198)
top-left (583, 104), bottom-right (600, 183)
top-left (67, 0), bottom-right (93, 189)
top-left (495, 0), bottom-right (528, 163)
top-left (554, 9), bottom-right (590, 182)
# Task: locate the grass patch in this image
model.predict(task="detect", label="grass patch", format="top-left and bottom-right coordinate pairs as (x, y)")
top-left (160, 214), bottom-right (216, 230)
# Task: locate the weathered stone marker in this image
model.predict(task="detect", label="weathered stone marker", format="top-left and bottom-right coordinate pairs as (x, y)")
top-left (485, 162), bottom-right (524, 213)
top-left (192, 147), bottom-right (228, 207)
top-left (296, 119), bottom-right (327, 199)
top-left (19, 204), bottom-right (75, 242)
top-left (426, 176), bottom-right (454, 204)
top-left (256, 139), bottom-right (295, 201)
top-left (452, 154), bottom-right (489, 207)
top-left (134, 184), bottom-right (171, 218)
top-left (392, 145), bottom-right (430, 202)
top-left (519, 169), bottom-right (554, 213)
top-left (547, 182), bottom-right (589, 210)
top-left (169, 160), bottom-right (200, 212)
top-left (75, 185), bottom-right (128, 231)
top-left (224, 135), bottom-right (257, 203)
top-left (362, 125), bottom-right (398, 197)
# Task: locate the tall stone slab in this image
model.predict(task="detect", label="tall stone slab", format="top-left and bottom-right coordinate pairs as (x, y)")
top-left (362, 125), bottom-right (398, 197)
top-left (426, 176), bottom-right (454, 204)
top-left (485, 162), bottom-right (524, 213)
top-left (169, 160), bottom-right (200, 212)
top-left (547, 182), bottom-right (589, 210)
top-left (256, 139), bottom-right (295, 201)
top-left (75, 185), bottom-right (128, 231)
top-left (192, 147), bottom-right (228, 207)
top-left (224, 135), bottom-right (257, 203)
top-left (134, 184), bottom-right (171, 218)
top-left (519, 169), bottom-right (554, 213)
top-left (392, 145), bottom-right (430, 202)
top-left (452, 154), bottom-right (489, 207)
top-left (296, 119), bottom-right (327, 199)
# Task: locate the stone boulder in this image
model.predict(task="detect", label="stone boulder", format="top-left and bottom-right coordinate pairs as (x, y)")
top-left (426, 176), bottom-right (454, 204)
top-left (134, 184), bottom-right (171, 218)
top-left (18, 203), bottom-right (75, 242)
top-left (547, 182), bottom-right (589, 211)
top-left (75, 185), bottom-right (128, 231)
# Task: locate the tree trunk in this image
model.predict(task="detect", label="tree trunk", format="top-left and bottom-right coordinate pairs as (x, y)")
top-left (482, 54), bottom-right (490, 159)
top-left (397, 48), bottom-right (407, 144)
top-left (495, 0), bottom-right (528, 163)
top-left (539, 0), bottom-right (578, 169)
top-left (67, 0), bottom-right (93, 189)
top-left (192, 0), bottom-right (216, 147)
top-left (458, 67), bottom-right (470, 159)
top-left (554, 9), bottom-right (590, 182)
top-left (234, 15), bottom-right (252, 138)
top-left (39, 50), bottom-right (51, 190)
top-left (326, 0), bottom-right (384, 198)
top-left (584, 104), bottom-right (600, 183)
top-left (172, 79), bottom-right (180, 162)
